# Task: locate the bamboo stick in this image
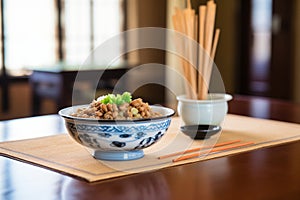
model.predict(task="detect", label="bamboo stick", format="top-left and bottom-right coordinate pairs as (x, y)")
top-left (211, 28), bottom-right (220, 59)
top-left (206, 28), bottom-right (220, 85)
top-left (202, 0), bottom-right (216, 97)
top-left (198, 5), bottom-right (207, 100)
top-left (204, 0), bottom-right (216, 54)
top-left (174, 8), bottom-right (196, 99)
top-left (183, 2), bottom-right (197, 99)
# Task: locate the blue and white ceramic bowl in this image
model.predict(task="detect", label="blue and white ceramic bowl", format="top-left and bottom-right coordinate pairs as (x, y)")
top-left (59, 105), bottom-right (175, 161)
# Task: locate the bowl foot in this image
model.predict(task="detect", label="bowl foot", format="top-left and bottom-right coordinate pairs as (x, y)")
top-left (92, 150), bottom-right (144, 161)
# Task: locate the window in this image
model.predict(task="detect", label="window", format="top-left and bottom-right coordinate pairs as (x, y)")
top-left (64, 0), bottom-right (91, 65)
top-left (0, 0), bottom-right (124, 75)
top-left (64, 0), bottom-right (123, 66)
top-left (0, 0), bottom-right (124, 112)
top-left (4, 0), bottom-right (56, 75)
top-left (93, 0), bottom-right (123, 66)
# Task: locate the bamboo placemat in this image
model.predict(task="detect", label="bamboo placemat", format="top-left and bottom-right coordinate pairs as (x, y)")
top-left (1, 114), bottom-right (300, 182)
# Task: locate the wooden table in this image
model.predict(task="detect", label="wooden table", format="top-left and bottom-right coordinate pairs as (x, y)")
top-left (1, 95), bottom-right (300, 199)
top-left (29, 67), bottom-right (128, 116)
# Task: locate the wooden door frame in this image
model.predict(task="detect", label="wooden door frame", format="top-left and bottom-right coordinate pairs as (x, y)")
top-left (237, 0), bottom-right (294, 100)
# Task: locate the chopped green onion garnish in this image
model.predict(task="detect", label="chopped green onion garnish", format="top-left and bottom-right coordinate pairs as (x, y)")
top-left (99, 92), bottom-right (132, 105)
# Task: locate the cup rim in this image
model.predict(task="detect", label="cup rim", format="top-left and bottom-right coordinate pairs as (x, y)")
top-left (176, 93), bottom-right (232, 104)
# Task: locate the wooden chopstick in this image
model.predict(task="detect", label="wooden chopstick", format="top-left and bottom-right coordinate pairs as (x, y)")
top-left (206, 28), bottom-right (220, 85)
top-left (198, 5), bottom-right (207, 100)
top-left (173, 142), bottom-right (254, 162)
top-left (158, 140), bottom-right (241, 159)
top-left (202, 0), bottom-right (216, 98)
top-left (184, 1), bottom-right (197, 99)
top-left (210, 28), bottom-right (220, 60)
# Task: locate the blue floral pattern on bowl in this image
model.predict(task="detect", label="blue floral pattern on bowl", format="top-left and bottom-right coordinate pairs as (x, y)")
top-left (66, 119), bottom-right (171, 150)
top-left (59, 105), bottom-right (175, 161)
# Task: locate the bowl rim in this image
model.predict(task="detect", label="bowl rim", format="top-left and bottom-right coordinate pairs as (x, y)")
top-left (176, 93), bottom-right (232, 104)
top-left (58, 105), bottom-right (175, 123)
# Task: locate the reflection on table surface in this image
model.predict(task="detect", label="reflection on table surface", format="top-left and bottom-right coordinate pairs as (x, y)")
top-left (0, 115), bottom-right (66, 142)
top-left (1, 95), bottom-right (300, 200)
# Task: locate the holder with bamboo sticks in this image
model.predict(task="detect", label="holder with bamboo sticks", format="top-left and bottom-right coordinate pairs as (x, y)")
top-left (172, 0), bottom-right (220, 100)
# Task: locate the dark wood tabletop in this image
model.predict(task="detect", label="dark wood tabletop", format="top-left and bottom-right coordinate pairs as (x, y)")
top-left (1, 95), bottom-right (300, 200)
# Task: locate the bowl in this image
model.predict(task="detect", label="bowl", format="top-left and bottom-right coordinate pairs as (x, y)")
top-left (59, 105), bottom-right (175, 161)
top-left (177, 93), bottom-right (232, 125)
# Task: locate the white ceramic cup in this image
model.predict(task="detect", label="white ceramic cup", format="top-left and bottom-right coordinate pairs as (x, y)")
top-left (177, 93), bottom-right (233, 125)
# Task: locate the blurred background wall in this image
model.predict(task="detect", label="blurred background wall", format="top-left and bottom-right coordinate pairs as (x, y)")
top-left (1, 0), bottom-right (300, 120)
